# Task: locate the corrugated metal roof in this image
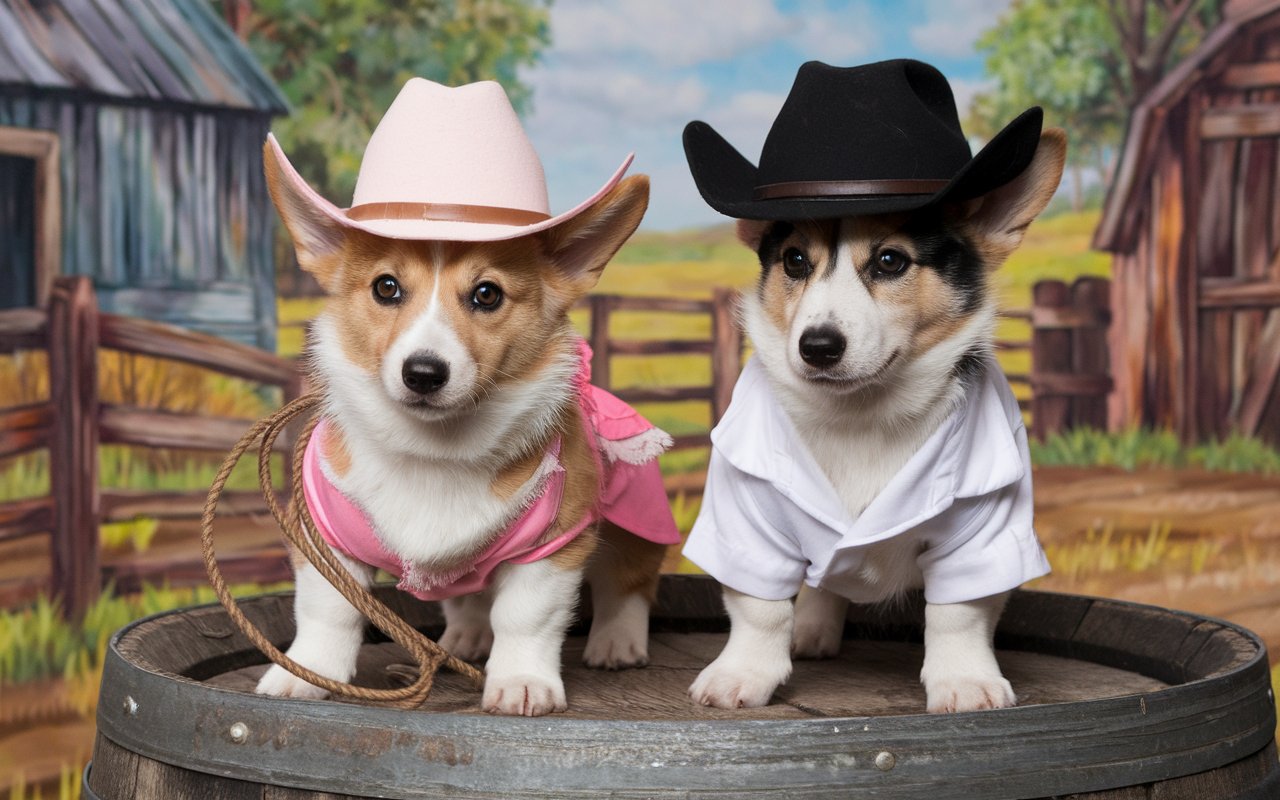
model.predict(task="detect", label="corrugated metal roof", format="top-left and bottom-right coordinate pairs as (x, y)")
top-left (0, 0), bottom-right (288, 113)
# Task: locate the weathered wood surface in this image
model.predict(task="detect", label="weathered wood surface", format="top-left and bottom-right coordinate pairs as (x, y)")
top-left (584, 291), bottom-right (743, 451)
top-left (0, 277), bottom-right (299, 615)
top-left (1097, 2), bottom-right (1280, 443)
top-left (47, 277), bottom-right (99, 620)
top-left (0, 88), bottom-right (280, 349)
top-left (87, 577), bottom-right (1277, 800)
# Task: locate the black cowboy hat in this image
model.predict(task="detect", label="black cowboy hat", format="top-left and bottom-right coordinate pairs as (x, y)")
top-left (683, 59), bottom-right (1044, 220)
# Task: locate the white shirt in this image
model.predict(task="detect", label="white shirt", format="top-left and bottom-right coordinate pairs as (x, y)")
top-left (683, 357), bottom-right (1050, 605)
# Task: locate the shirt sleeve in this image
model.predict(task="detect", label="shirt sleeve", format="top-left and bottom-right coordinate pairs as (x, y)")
top-left (682, 447), bottom-right (807, 601)
top-left (916, 427), bottom-right (1050, 605)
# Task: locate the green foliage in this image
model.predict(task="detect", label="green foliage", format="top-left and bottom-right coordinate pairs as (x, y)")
top-left (1031, 427), bottom-right (1280, 473)
top-left (234, 0), bottom-right (550, 204)
top-left (970, 0), bottom-right (1223, 177)
top-left (100, 517), bottom-right (158, 554)
top-left (0, 582), bottom-right (291, 687)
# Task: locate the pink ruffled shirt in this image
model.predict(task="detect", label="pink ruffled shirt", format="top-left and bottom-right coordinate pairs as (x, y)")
top-left (302, 339), bottom-right (681, 601)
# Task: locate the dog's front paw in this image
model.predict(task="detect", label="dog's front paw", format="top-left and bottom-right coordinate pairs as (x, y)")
top-left (922, 671), bottom-right (1016, 713)
top-left (440, 623), bottom-right (494, 662)
top-left (791, 619), bottom-right (842, 659)
top-left (689, 654), bottom-right (790, 709)
top-left (482, 674), bottom-right (567, 716)
top-left (583, 622), bottom-right (648, 670)
top-left (256, 664), bottom-right (331, 700)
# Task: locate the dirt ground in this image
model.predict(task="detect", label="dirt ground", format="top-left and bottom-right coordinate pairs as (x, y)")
top-left (5, 465), bottom-right (1280, 790)
top-left (1031, 466), bottom-right (1280, 653)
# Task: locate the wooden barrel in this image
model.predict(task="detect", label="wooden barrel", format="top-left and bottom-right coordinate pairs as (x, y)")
top-left (86, 575), bottom-right (1277, 799)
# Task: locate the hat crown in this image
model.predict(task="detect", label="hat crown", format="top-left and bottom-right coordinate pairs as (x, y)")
top-left (352, 79), bottom-right (550, 214)
top-left (756, 60), bottom-right (973, 187)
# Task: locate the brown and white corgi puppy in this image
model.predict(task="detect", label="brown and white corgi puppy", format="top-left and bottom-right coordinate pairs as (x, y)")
top-left (255, 146), bottom-right (673, 716)
top-left (685, 130), bottom-right (1067, 713)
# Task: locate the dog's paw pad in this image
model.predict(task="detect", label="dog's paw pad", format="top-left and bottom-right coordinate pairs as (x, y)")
top-left (689, 658), bottom-right (787, 709)
top-left (255, 664), bottom-right (330, 700)
top-left (482, 674), bottom-right (567, 716)
top-left (440, 625), bottom-right (494, 662)
top-left (583, 631), bottom-right (648, 670)
top-left (924, 675), bottom-right (1016, 714)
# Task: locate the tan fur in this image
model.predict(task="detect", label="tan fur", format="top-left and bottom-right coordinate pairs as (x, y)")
top-left (595, 522), bottom-right (665, 600)
top-left (545, 402), bottom-right (602, 572)
top-left (963, 128), bottom-right (1068, 268)
top-left (754, 220), bottom-right (837, 335)
top-left (320, 419), bottom-right (353, 478)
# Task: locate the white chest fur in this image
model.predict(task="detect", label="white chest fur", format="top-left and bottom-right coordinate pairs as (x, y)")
top-left (323, 438), bottom-right (554, 569)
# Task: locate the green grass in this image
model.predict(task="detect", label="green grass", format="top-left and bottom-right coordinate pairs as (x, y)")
top-left (0, 582), bottom-right (290, 687)
top-left (1031, 427), bottom-right (1280, 474)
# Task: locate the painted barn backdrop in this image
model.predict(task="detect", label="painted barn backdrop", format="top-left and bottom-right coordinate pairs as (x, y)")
top-left (0, 0), bottom-right (286, 348)
top-left (1096, 0), bottom-right (1280, 445)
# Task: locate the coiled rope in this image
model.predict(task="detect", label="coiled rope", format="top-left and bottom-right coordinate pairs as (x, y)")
top-left (200, 393), bottom-right (484, 708)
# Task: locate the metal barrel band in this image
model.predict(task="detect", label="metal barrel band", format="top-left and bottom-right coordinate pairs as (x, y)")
top-left (200, 392), bottom-right (484, 708)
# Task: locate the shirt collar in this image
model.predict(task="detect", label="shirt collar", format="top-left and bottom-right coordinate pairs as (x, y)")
top-left (711, 357), bottom-right (1024, 544)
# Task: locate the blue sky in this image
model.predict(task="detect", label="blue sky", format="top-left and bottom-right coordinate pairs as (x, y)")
top-left (519, 0), bottom-right (1012, 230)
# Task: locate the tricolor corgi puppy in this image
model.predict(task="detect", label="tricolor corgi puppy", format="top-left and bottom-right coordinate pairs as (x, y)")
top-left (680, 60), bottom-right (1065, 713)
top-left (253, 79), bottom-right (679, 716)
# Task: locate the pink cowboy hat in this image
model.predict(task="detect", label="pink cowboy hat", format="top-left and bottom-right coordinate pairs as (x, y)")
top-left (266, 78), bottom-right (634, 242)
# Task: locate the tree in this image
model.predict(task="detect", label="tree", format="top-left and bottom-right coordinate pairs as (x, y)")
top-left (217, 0), bottom-right (550, 206)
top-left (969, 0), bottom-right (1222, 210)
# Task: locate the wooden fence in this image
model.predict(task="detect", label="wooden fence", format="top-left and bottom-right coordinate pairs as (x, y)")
top-left (0, 276), bottom-right (300, 619)
top-left (1028, 277), bottom-right (1113, 439)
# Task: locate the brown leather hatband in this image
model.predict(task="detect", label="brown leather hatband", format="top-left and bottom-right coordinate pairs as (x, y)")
top-left (753, 179), bottom-right (950, 200)
top-left (346, 202), bottom-right (552, 226)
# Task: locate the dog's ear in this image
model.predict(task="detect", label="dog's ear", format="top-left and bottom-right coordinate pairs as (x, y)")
top-left (541, 174), bottom-right (649, 296)
top-left (736, 219), bottom-right (771, 251)
top-left (959, 129), bottom-right (1067, 268)
top-left (263, 138), bottom-right (347, 290)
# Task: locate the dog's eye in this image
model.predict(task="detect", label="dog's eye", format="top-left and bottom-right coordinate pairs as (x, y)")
top-left (372, 274), bottom-right (403, 304)
top-left (782, 248), bottom-right (813, 280)
top-left (471, 281), bottom-right (503, 310)
top-left (874, 250), bottom-right (910, 276)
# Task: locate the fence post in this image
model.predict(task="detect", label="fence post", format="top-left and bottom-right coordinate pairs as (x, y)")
top-left (47, 276), bottom-right (100, 620)
top-left (710, 288), bottom-right (742, 425)
top-left (589, 294), bottom-right (612, 390)
top-left (1031, 280), bottom-right (1072, 440)
top-left (1071, 277), bottom-right (1111, 430)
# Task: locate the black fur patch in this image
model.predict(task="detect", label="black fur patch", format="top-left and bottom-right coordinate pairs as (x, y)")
top-left (951, 347), bottom-right (986, 385)
top-left (900, 212), bottom-right (985, 313)
top-left (756, 221), bottom-right (794, 283)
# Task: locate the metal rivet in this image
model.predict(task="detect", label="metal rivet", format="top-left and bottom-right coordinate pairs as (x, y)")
top-left (122, 696), bottom-right (138, 716)
top-left (229, 722), bottom-right (249, 744)
top-left (875, 751), bottom-right (896, 771)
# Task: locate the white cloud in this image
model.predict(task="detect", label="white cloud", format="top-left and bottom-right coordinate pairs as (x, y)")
top-left (792, 3), bottom-right (876, 63)
top-left (550, 0), bottom-right (796, 67)
top-left (909, 0), bottom-right (1011, 58)
top-left (947, 76), bottom-right (996, 122)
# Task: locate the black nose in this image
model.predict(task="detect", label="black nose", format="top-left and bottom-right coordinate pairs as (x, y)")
top-left (799, 325), bottom-right (846, 368)
top-left (402, 353), bottom-right (450, 395)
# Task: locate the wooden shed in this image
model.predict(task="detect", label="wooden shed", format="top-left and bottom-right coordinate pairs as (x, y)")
top-left (1095, 0), bottom-right (1280, 443)
top-left (0, 0), bottom-right (287, 348)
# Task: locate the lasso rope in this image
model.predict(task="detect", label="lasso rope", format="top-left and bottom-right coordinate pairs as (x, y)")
top-left (200, 393), bottom-right (485, 708)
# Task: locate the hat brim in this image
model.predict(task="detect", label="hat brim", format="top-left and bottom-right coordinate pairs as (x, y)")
top-left (683, 108), bottom-right (1044, 221)
top-left (266, 134), bottom-right (634, 242)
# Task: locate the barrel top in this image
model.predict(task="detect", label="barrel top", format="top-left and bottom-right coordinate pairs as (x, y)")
top-left (95, 575), bottom-right (1275, 800)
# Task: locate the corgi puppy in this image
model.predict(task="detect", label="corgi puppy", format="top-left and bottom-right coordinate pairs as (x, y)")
top-left (683, 130), bottom-right (1066, 713)
top-left (254, 146), bottom-right (679, 716)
